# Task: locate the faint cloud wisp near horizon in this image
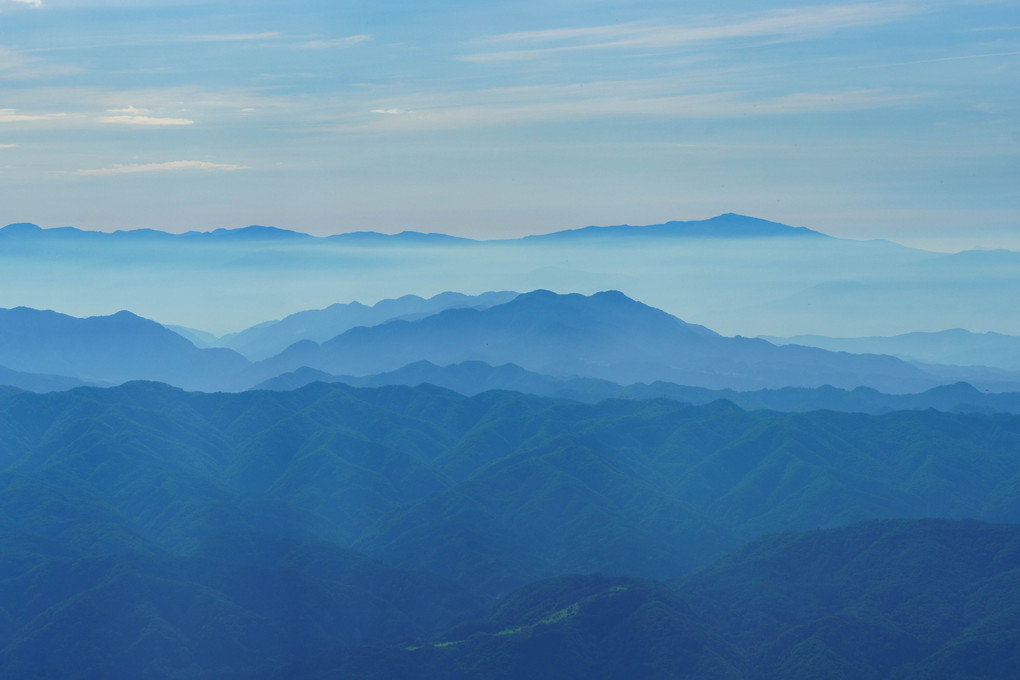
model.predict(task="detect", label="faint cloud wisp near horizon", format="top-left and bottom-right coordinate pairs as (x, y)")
top-left (462, 1), bottom-right (924, 61)
top-left (98, 106), bottom-right (194, 126)
top-left (301, 35), bottom-right (372, 49)
top-left (0, 107), bottom-right (75, 122)
top-left (351, 88), bottom-right (921, 133)
top-left (72, 160), bottom-right (249, 177)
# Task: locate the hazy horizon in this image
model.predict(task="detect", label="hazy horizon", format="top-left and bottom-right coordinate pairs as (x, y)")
top-left (3, 211), bottom-right (1017, 255)
top-left (1, 0), bottom-right (1017, 250)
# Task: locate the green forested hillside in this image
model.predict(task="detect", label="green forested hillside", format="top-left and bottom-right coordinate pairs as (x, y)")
top-left (322, 519), bottom-right (1020, 679)
top-left (1, 382), bottom-right (1019, 677)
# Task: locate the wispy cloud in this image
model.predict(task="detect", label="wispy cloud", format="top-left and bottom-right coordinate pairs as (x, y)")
top-left (0, 47), bottom-right (29, 72)
top-left (351, 88), bottom-right (920, 133)
top-left (0, 46), bottom-right (79, 80)
top-left (887, 50), bottom-right (1020, 65)
top-left (0, 85), bottom-right (300, 133)
top-left (73, 160), bottom-right (249, 176)
top-left (0, 143), bottom-right (16, 148)
top-left (0, 107), bottom-right (74, 122)
top-left (8, 0), bottom-right (42, 8)
top-left (463, 2), bottom-right (923, 62)
top-left (968, 25), bottom-right (1020, 32)
top-left (98, 114), bottom-right (194, 125)
top-left (190, 32), bottom-right (281, 43)
top-left (98, 106), bottom-right (194, 125)
top-left (301, 34), bottom-right (371, 49)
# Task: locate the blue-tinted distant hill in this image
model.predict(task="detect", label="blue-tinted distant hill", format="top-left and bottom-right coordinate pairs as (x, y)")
top-left (1, 214), bottom-right (822, 245)
top-left (244, 290), bottom-right (939, 393)
top-left (181, 224), bottom-right (314, 241)
top-left (206, 291), bottom-right (519, 361)
top-left (0, 222), bottom-right (303, 242)
top-left (0, 221), bottom-right (176, 243)
top-left (326, 230), bottom-right (475, 245)
top-left (765, 328), bottom-right (1020, 372)
top-left (255, 361), bottom-right (1020, 414)
top-left (0, 307), bottom-right (249, 390)
top-left (516, 212), bottom-right (829, 242)
top-left (5, 216), bottom-right (1018, 339)
top-left (165, 324), bottom-right (222, 348)
top-left (0, 221), bottom-right (472, 245)
top-left (0, 364), bottom-right (93, 392)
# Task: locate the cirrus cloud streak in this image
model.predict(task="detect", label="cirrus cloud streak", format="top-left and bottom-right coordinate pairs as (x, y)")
top-left (72, 160), bottom-right (249, 176)
top-left (352, 88), bottom-right (921, 133)
top-left (0, 107), bottom-right (76, 122)
top-left (464, 1), bottom-right (924, 62)
top-left (98, 114), bottom-right (194, 125)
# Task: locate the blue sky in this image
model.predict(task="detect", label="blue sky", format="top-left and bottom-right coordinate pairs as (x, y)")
top-left (0, 0), bottom-right (1017, 248)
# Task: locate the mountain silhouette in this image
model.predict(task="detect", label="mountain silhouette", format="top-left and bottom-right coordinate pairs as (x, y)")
top-left (766, 327), bottom-right (1020, 371)
top-left (214, 291), bottom-right (518, 360)
top-left (519, 213), bottom-right (829, 242)
top-left (0, 364), bottom-right (93, 392)
top-left (245, 290), bottom-right (937, 392)
top-left (2, 214), bottom-right (825, 244)
top-left (255, 361), bottom-right (1020, 414)
top-left (0, 307), bottom-right (248, 390)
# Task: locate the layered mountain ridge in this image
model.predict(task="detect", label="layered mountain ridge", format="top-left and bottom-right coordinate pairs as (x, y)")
top-left (0, 307), bottom-right (247, 391)
top-left (0, 213), bottom-right (824, 244)
top-left (1, 290), bottom-right (1018, 399)
top-left (4, 213), bottom-right (1017, 338)
top-left (1, 381), bottom-right (1019, 677)
top-left (2, 211), bottom-right (1017, 679)
top-left (766, 327), bottom-right (1020, 372)
top-left (241, 289), bottom-right (942, 392)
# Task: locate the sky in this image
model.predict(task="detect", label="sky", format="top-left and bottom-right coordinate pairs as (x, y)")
top-left (0, 0), bottom-right (1017, 249)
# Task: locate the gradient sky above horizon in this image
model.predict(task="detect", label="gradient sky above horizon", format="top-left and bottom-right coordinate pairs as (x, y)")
top-left (0, 0), bottom-right (1017, 250)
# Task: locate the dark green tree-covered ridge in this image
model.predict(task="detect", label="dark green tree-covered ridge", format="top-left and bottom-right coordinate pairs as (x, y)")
top-left (4, 517), bottom-right (1019, 678)
top-left (3, 381), bottom-right (1020, 596)
top-left (323, 519), bottom-right (1020, 680)
top-left (2, 382), bottom-right (1020, 677)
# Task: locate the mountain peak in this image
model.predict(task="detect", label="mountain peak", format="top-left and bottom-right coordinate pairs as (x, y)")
top-left (1, 222), bottom-right (43, 235)
top-left (200, 225), bottom-right (311, 240)
top-left (696, 213), bottom-right (828, 237)
top-left (522, 214), bottom-right (829, 242)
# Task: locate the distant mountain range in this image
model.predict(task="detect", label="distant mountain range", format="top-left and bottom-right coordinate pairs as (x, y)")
top-left (0, 307), bottom-right (247, 391)
top-left (240, 289), bottom-right (942, 392)
top-left (1, 213), bottom-right (822, 245)
top-left (2, 291), bottom-right (1019, 398)
top-left (5, 213), bottom-right (1019, 339)
top-left (0, 364), bottom-right (92, 392)
top-left (5, 214), bottom-right (1020, 679)
top-left (173, 291), bottom-right (519, 361)
top-left (765, 327), bottom-right (1020, 372)
top-left (256, 360), bottom-right (1020, 415)
top-left (517, 212), bottom-right (829, 242)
